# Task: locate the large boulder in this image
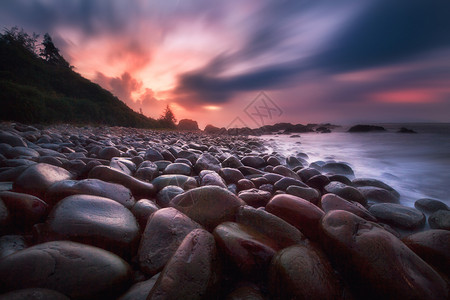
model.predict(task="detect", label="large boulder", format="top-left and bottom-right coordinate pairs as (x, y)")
top-left (13, 163), bottom-right (73, 199)
top-left (269, 244), bottom-right (342, 300)
top-left (0, 191), bottom-right (48, 228)
top-left (170, 186), bottom-right (245, 231)
top-left (88, 165), bottom-right (155, 199)
top-left (368, 203), bottom-right (425, 230)
top-left (0, 241), bottom-right (131, 299)
top-left (266, 194), bottom-right (324, 240)
top-left (147, 229), bottom-right (220, 299)
top-left (402, 229), bottom-right (450, 277)
top-left (320, 210), bottom-right (448, 299)
top-left (37, 195), bottom-right (140, 257)
top-left (137, 208), bottom-right (201, 276)
top-left (44, 179), bottom-right (135, 208)
top-left (214, 222), bottom-right (280, 276)
top-left (177, 119), bottom-right (199, 131)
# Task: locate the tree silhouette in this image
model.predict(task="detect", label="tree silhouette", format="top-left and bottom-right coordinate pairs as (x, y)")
top-left (40, 33), bottom-right (70, 68)
top-left (159, 105), bottom-right (177, 128)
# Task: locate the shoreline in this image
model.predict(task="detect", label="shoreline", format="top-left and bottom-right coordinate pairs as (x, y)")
top-left (0, 122), bottom-right (449, 299)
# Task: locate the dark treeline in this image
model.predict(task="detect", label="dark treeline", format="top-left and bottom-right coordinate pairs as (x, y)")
top-left (0, 27), bottom-right (176, 128)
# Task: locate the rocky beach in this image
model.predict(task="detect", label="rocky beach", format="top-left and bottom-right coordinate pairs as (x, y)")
top-left (0, 122), bottom-right (449, 300)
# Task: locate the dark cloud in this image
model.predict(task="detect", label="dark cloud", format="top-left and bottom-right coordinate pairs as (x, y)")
top-left (174, 0), bottom-right (450, 106)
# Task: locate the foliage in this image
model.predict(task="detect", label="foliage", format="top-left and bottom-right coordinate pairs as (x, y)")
top-left (0, 27), bottom-right (166, 128)
top-left (158, 105), bottom-right (177, 129)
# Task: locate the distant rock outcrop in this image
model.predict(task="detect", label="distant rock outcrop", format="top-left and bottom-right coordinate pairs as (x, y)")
top-left (177, 119), bottom-right (199, 131)
top-left (348, 125), bottom-right (386, 132)
top-left (397, 127), bottom-right (417, 134)
top-left (204, 124), bottom-right (221, 134)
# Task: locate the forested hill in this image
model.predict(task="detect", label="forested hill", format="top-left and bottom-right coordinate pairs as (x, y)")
top-left (0, 28), bottom-right (160, 128)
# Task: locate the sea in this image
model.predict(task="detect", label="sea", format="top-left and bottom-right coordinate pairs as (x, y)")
top-left (261, 123), bottom-right (450, 208)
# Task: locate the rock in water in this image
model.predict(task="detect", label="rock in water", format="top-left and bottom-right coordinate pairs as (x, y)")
top-left (13, 163), bottom-right (73, 199)
top-left (0, 241), bottom-right (131, 299)
top-left (348, 125), bottom-right (386, 132)
top-left (138, 207), bottom-right (201, 276)
top-left (368, 203), bottom-right (425, 230)
top-left (170, 186), bottom-right (245, 231)
top-left (428, 210), bottom-right (450, 230)
top-left (269, 244), bottom-right (342, 300)
top-left (320, 210), bottom-right (448, 299)
top-left (147, 229), bottom-right (220, 299)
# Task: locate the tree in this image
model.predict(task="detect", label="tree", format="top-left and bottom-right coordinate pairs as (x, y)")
top-left (158, 105), bottom-right (177, 128)
top-left (1, 26), bottom-right (39, 56)
top-left (40, 33), bottom-right (70, 68)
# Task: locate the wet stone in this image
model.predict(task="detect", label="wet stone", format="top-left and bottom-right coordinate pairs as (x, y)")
top-left (324, 181), bottom-right (367, 206)
top-left (320, 193), bottom-right (376, 222)
top-left (357, 186), bottom-right (399, 204)
top-left (369, 203), bottom-right (425, 230)
top-left (428, 210), bottom-right (450, 230)
top-left (38, 194), bottom-right (140, 257)
top-left (151, 174), bottom-right (198, 191)
top-left (238, 188), bottom-right (272, 208)
top-left (170, 185), bottom-right (245, 231)
top-left (163, 162), bottom-right (192, 176)
top-left (138, 207), bottom-right (201, 276)
top-left (147, 229), bottom-right (220, 300)
top-left (414, 198), bottom-right (449, 214)
top-left (219, 167), bottom-right (245, 184)
top-left (156, 185), bottom-right (184, 207)
top-left (13, 163), bottom-right (73, 199)
top-left (0, 241), bottom-right (131, 300)
top-left (286, 185), bottom-right (321, 204)
top-left (0, 191), bottom-right (48, 228)
top-left (131, 199), bottom-right (159, 230)
top-left (199, 170), bottom-right (227, 188)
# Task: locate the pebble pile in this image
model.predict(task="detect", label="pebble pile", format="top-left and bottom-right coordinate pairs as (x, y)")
top-left (0, 123), bottom-right (449, 299)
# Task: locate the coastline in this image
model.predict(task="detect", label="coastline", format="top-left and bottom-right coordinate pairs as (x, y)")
top-left (0, 122), bottom-right (449, 299)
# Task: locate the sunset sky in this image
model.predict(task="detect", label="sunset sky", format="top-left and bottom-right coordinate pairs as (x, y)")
top-left (1, 0), bottom-right (450, 128)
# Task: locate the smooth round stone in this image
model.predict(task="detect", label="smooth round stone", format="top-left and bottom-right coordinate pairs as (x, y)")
top-left (352, 178), bottom-right (400, 198)
top-left (305, 174), bottom-right (330, 191)
top-left (13, 163), bottom-right (73, 199)
top-left (39, 195), bottom-right (140, 257)
top-left (176, 150), bottom-right (199, 165)
top-left (138, 207), bottom-right (201, 276)
top-left (214, 222), bottom-right (280, 276)
top-left (415, 198), bottom-right (449, 214)
top-left (163, 162), bottom-right (191, 176)
top-left (98, 146), bottom-right (121, 160)
top-left (286, 156), bottom-right (303, 169)
top-left (0, 199), bottom-right (9, 230)
top-left (7, 146), bottom-right (40, 159)
top-left (170, 186), bottom-right (245, 231)
top-left (156, 185), bottom-right (184, 208)
top-left (0, 191), bottom-right (48, 228)
top-left (151, 174), bottom-right (198, 191)
top-left (286, 185), bottom-right (320, 204)
top-left (225, 283), bottom-right (265, 300)
top-left (274, 177), bottom-right (308, 191)
top-left (147, 229), bottom-right (220, 299)
top-left (273, 165), bottom-right (300, 180)
top-left (117, 273), bottom-right (160, 300)
top-left (0, 235), bottom-right (27, 259)
top-left (154, 160), bottom-right (172, 172)
top-left (110, 158), bottom-right (134, 175)
top-left (144, 148), bottom-right (164, 162)
top-left (297, 167), bottom-right (321, 182)
top-left (263, 173), bottom-right (284, 184)
top-left (320, 193), bottom-right (377, 222)
top-left (324, 181), bottom-right (366, 206)
top-left (0, 241), bottom-right (131, 299)
top-left (131, 199), bottom-right (159, 230)
top-left (269, 244), bottom-right (341, 300)
top-left (160, 150), bottom-right (175, 161)
top-left (241, 156), bottom-right (266, 169)
top-left (320, 210), bottom-right (448, 299)
top-left (266, 194), bottom-right (324, 240)
top-left (238, 188), bottom-right (271, 208)
top-left (236, 205), bottom-right (304, 248)
top-left (328, 174), bottom-right (353, 185)
top-left (369, 203), bottom-right (425, 230)
top-left (38, 156), bottom-right (63, 167)
top-left (221, 156), bottom-right (244, 168)
top-left (321, 162), bottom-right (354, 177)
top-left (266, 156), bottom-right (281, 167)
top-left (403, 229), bottom-right (450, 277)
top-left (88, 165), bottom-right (156, 199)
top-left (45, 179), bottom-right (136, 208)
top-left (219, 168), bottom-right (245, 184)
top-left (194, 153), bottom-right (221, 174)
top-left (236, 179), bottom-right (255, 192)
top-left (429, 210), bottom-right (450, 230)
top-left (357, 186), bottom-right (399, 204)
top-left (0, 288), bottom-right (70, 300)
top-left (0, 166), bottom-right (28, 182)
top-left (135, 161), bottom-right (159, 182)
top-left (0, 131), bottom-right (27, 147)
top-left (199, 170), bottom-right (227, 188)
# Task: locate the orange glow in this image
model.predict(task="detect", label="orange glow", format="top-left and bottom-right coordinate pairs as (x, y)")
top-left (203, 105), bottom-right (222, 111)
top-left (372, 90), bottom-right (435, 103)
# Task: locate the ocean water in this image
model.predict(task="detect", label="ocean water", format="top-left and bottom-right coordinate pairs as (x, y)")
top-left (261, 123), bottom-right (450, 208)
